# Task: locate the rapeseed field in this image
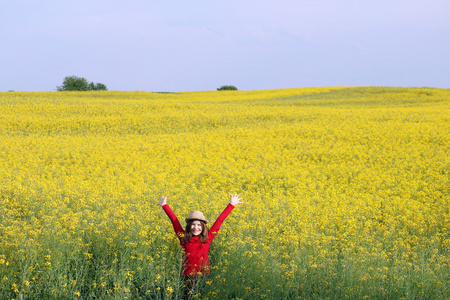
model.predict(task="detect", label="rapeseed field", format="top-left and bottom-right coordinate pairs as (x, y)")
top-left (0, 87), bottom-right (449, 299)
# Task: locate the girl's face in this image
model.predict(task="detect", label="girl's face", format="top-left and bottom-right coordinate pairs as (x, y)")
top-left (190, 220), bottom-right (203, 236)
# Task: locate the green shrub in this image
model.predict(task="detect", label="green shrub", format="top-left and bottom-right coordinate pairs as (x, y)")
top-left (217, 85), bottom-right (238, 91)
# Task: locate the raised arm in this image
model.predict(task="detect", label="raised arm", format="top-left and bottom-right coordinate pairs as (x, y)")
top-left (158, 195), bottom-right (184, 241)
top-left (210, 193), bottom-right (243, 237)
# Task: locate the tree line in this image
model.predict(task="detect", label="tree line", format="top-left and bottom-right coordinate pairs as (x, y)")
top-left (56, 76), bottom-right (238, 92)
top-left (57, 76), bottom-right (107, 91)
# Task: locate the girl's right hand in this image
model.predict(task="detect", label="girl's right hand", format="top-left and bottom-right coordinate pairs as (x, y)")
top-left (157, 195), bottom-right (168, 206)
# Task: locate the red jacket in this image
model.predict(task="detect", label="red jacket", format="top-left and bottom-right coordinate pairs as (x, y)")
top-left (162, 204), bottom-right (234, 277)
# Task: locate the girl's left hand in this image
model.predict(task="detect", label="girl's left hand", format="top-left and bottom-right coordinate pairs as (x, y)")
top-left (229, 193), bottom-right (243, 206)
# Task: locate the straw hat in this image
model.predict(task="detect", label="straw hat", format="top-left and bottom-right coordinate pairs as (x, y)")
top-left (185, 210), bottom-right (209, 224)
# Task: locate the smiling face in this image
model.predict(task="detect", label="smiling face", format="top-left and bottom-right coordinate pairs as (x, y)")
top-left (190, 220), bottom-right (203, 236)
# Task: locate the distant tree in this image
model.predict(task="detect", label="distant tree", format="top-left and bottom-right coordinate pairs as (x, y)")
top-left (57, 76), bottom-right (107, 91)
top-left (57, 76), bottom-right (89, 91)
top-left (88, 82), bottom-right (95, 91)
top-left (93, 82), bottom-right (107, 91)
top-left (88, 82), bottom-right (107, 91)
top-left (217, 85), bottom-right (238, 91)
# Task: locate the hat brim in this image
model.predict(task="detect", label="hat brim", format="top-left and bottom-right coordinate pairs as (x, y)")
top-left (185, 218), bottom-right (208, 224)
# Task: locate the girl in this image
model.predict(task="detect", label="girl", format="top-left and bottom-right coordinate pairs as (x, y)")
top-left (157, 193), bottom-right (243, 296)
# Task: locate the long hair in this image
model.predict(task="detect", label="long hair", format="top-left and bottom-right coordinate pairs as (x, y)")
top-left (182, 220), bottom-right (209, 244)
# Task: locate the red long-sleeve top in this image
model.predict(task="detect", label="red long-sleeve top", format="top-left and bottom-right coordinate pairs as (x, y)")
top-left (162, 203), bottom-right (234, 277)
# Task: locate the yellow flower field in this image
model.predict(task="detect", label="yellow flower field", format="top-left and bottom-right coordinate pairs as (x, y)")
top-left (0, 87), bottom-right (449, 299)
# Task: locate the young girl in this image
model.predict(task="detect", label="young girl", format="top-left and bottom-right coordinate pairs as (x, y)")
top-left (157, 193), bottom-right (243, 295)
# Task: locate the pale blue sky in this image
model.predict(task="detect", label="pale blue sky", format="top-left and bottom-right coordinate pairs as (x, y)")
top-left (1, 0), bottom-right (449, 92)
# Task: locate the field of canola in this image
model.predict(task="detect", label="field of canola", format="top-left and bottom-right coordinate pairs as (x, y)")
top-left (0, 87), bottom-right (449, 299)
